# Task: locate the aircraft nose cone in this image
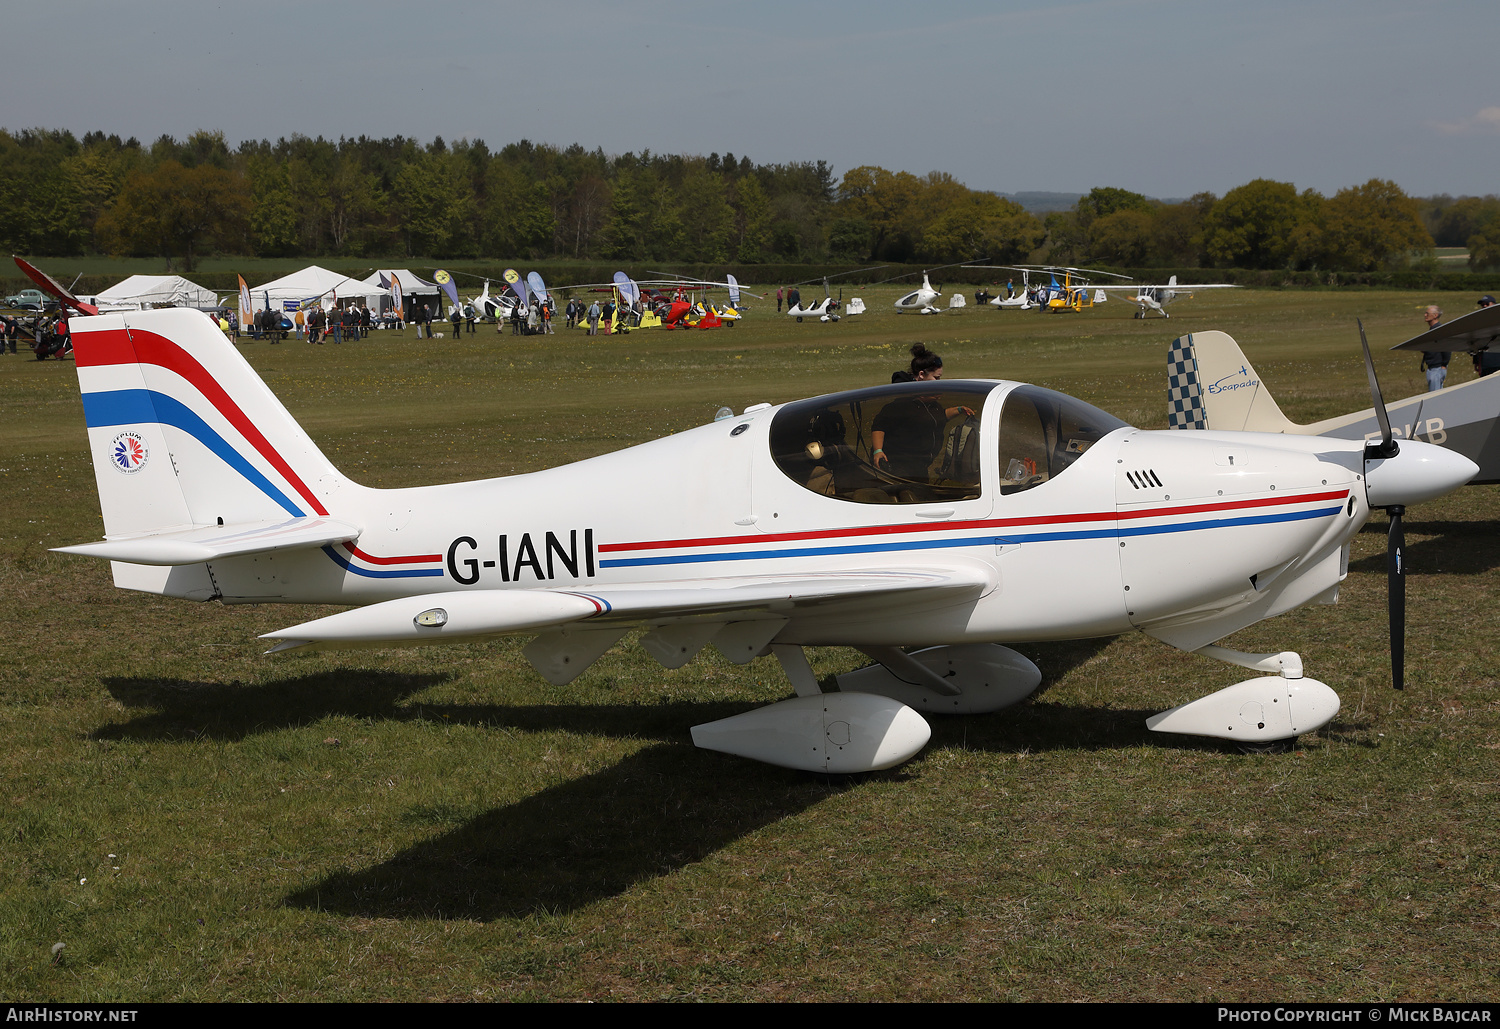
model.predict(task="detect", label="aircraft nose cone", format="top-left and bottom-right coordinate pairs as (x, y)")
top-left (1365, 439), bottom-right (1479, 508)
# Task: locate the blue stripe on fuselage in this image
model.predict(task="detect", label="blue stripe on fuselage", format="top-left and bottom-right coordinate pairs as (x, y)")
top-left (320, 545), bottom-right (445, 579)
top-left (598, 506), bottom-right (1342, 569)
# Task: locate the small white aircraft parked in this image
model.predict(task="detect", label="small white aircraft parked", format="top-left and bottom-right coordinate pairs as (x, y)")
top-left (1116, 275), bottom-right (1240, 319)
top-left (44, 295), bottom-right (1476, 773)
top-left (881, 262), bottom-right (987, 315)
top-left (893, 271), bottom-right (942, 314)
top-left (787, 278), bottom-right (854, 323)
top-left (890, 272), bottom-right (971, 315)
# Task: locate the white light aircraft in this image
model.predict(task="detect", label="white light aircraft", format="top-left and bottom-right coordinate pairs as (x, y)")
top-left (881, 262), bottom-right (984, 315)
top-left (35, 255), bottom-right (1475, 773)
top-left (1169, 318), bottom-right (1500, 485)
top-left (1115, 275), bottom-right (1240, 319)
top-left (786, 278), bottom-right (849, 323)
top-left (785, 267), bottom-right (885, 323)
top-left (893, 272), bottom-right (945, 314)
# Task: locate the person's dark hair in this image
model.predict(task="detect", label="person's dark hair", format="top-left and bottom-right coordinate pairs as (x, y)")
top-left (909, 343), bottom-right (943, 377)
top-left (891, 369), bottom-right (914, 383)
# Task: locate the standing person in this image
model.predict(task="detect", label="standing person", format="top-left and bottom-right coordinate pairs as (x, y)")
top-left (587, 299), bottom-right (601, 336)
top-left (450, 305), bottom-right (463, 338)
top-left (787, 286), bottom-right (800, 312)
top-left (1475, 296), bottom-right (1500, 378)
top-left (1419, 305), bottom-right (1449, 392)
top-left (510, 302), bottom-right (522, 337)
top-left (776, 287), bottom-right (783, 313)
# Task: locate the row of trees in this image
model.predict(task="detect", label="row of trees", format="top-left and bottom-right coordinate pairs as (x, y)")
top-left (1044, 181), bottom-right (1500, 272)
top-left (2, 127), bottom-right (1495, 271)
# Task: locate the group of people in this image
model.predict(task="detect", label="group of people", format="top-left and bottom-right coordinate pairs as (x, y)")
top-left (1418, 294), bottom-right (1500, 390)
top-left (0, 311), bottom-right (68, 359)
top-left (508, 299), bottom-right (554, 336)
top-left (563, 296), bottom-right (649, 335)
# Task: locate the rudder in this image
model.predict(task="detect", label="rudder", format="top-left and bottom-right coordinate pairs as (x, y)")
top-left (1167, 330), bottom-right (1295, 433)
top-left (72, 308), bottom-right (345, 539)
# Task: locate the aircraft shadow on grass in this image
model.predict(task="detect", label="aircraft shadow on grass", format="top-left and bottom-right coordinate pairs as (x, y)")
top-left (283, 740), bottom-right (852, 921)
top-left (95, 639), bottom-right (1305, 921)
top-left (93, 670), bottom-right (449, 742)
top-left (1350, 519), bottom-right (1500, 576)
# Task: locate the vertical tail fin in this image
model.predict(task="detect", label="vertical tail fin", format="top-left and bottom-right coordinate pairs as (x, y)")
top-left (73, 308), bottom-right (344, 539)
top-left (1167, 330), bottom-right (1296, 433)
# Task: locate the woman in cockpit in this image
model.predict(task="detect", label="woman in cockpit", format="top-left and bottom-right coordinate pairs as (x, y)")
top-left (872, 345), bottom-right (974, 482)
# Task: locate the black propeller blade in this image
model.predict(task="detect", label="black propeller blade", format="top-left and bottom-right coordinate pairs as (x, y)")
top-left (1359, 319), bottom-right (1405, 690)
top-left (1360, 319), bottom-right (1399, 459)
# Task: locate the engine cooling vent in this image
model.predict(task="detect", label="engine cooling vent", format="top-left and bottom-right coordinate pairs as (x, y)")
top-left (1126, 469), bottom-right (1164, 489)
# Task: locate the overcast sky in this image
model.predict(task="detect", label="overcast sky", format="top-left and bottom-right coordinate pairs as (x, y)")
top-left (10, 0), bottom-right (1497, 199)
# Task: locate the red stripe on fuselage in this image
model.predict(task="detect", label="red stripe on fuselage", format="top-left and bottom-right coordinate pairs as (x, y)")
top-left (76, 326), bottom-right (329, 517)
top-left (599, 489), bottom-right (1351, 553)
top-left (342, 543), bottom-right (442, 565)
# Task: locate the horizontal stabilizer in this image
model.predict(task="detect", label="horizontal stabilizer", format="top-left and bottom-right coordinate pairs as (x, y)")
top-left (54, 516), bottom-right (360, 566)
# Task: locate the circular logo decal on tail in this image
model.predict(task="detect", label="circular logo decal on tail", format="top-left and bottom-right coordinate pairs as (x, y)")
top-left (111, 431), bottom-right (149, 474)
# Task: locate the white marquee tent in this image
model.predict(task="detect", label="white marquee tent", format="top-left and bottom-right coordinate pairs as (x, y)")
top-left (245, 266), bottom-right (382, 311)
top-left (362, 269), bottom-right (438, 295)
top-left (88, 274), bottom-right (218, 311)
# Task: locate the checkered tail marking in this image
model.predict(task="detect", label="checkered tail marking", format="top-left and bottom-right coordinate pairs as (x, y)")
top-left (1167, 333), bottom-right (1207, 430)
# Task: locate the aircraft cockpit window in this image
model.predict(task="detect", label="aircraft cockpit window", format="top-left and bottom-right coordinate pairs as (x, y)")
top-left (995, 385), bottom-right (1128, 495)
top-left (770, 382), bottom-right (991, 504)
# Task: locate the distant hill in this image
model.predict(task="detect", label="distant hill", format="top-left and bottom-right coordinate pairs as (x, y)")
top-left (996, 191), bottom-right (1193, 214)
top-left (996, 192), bottom-right (1083, 214)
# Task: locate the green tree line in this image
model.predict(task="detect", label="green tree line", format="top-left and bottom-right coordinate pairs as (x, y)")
top-left (2, 127), bottom-right (1494, 272)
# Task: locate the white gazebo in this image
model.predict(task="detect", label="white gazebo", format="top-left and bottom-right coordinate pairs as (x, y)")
top-left (88, 274), bottom-right (218, 311)
top-left (246, 266), bottom-right (382, 312)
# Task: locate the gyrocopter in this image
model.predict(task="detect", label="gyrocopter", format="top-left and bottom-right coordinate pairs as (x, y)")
top-left (23, 253), bottom-right (1476, 775)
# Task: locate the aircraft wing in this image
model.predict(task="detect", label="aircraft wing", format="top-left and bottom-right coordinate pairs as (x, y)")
top-left (53, 516), bottom-right (360, 565)
top-left (261, 566), bottom-right (989, 654)
top-left (1104, 284), bottom-right (1239, 293)
top-left (1390, 303), bottom-right (1500, 354)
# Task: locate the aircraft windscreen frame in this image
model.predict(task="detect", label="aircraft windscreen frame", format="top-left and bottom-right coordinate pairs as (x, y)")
top-left (996, 385), bottom-right (1130, 496)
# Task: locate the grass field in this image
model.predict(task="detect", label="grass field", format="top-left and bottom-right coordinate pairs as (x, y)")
top-left (2, 286), bottom-right (1496, 1002)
